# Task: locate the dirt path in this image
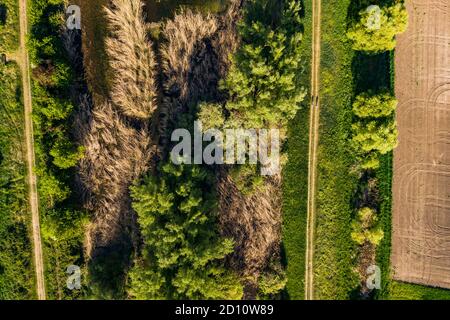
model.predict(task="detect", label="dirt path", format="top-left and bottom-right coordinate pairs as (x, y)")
top-left (18, 0), bottom-right (46, 300)
top-left (305, 0), bottom-right (321, 300)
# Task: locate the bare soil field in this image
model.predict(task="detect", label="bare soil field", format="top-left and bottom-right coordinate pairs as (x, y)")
top-left (392, 0), bottom-right (450, 289)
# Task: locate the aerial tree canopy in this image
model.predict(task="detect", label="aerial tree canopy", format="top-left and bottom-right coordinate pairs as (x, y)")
top-left (347, 2), bottom-right (408, 53)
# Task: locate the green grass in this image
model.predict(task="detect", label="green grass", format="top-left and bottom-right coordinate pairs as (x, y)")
top-left (0, 62), bottom-right (35, 299)
top-left (281, 0), bottom-right (312, 300)
top-left (386, 282), bottom-right (450, 300)
top-left (0, 0), bottom-right (19, 52)
top-left (312, 0), bottom-right (360, 299)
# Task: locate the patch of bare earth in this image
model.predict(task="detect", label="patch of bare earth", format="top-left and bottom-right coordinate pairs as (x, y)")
top-left (392, 0), bottom-right (450, 289)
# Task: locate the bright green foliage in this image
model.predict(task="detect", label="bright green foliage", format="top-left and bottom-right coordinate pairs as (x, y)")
top-left (50, 140), bottom-right (85, 169)
top-left (0, 63), bottom-right (34, 299)
top-left (129, 163), bottom-right (243, 299)
top-left (352, 91), bottom-right (397, 118)
top-left (258, 267), bottom-right (287, 299)
top-left (352, 91), bottom-right (398, 169)
top-left (229, 164), bottom-right (264, 195)
top-left (347, 3), bottom-right (408, 53)
top-left (41, 209), bottom-right (88, 299)
top-left (351, 207), bottom-right (384, 246)
top-left (221, 0), bottom-right (306, 129)
top-left (197, 102), bottom-right (225, 131)
top-left (352, 119), bottom-right (398, 154)
top-left (35, 169), bottom-right (70, 208)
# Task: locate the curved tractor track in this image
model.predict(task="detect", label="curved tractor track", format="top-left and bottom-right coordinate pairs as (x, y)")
top-left (392, 0), bottom-right (450, 289)
top-left (19, 0), bottom-right (46, 300)
top-left (305, 0), bottom-right (321, 300)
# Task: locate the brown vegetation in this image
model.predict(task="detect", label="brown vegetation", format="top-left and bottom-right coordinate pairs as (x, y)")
top-left (75, 0), bottom-right (158, 257)
top-left (159, 9), bottom-right (219, 141)
top-left (159, 2), bottom-right (242, 145)
top-left (218, 171), bottom-right (282, 286)
top-left (76, 97), bottom-right (155, 254)
top-left (105, 0), bottom-right (157, 119)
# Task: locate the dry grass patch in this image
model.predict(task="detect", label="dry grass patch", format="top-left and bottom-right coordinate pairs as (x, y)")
top-left (105, 0), bottom-right (157, 119)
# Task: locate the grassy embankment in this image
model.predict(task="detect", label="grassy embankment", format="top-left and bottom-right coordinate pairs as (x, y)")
top-left (0, 0), bottom-right (35, 300)
top-left (0, 0), bottom-right (34, 298)
top-left (281, 0), bottom-right (311, 300)
top-left (312, 0), bottom-right (359, 299)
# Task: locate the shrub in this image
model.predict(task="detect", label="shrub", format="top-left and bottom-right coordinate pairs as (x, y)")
top-left (258, 268), bottom-right (287, 298)
top-left (352, 118), bottom-right (398, 154)
top-left (197, 102), bottom-right (225, 131)
top-left (352, 91), bottom-right (399, 169)
top-left (351, 207), bottom-right (384, 246)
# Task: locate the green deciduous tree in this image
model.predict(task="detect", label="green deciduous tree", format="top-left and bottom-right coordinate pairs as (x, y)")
top-left (352, 119), bottom-right (398, 162)
top-left (221, 0), bottom-right (306, 129)
top-left (50, 139), bottom-right (85, 169)
top-left (128, 163), bottom-right (243, 299)
top-left (352, 90), bottom-right (397, 118)
top-left (347, 3), bottom-right (408, 53)
top-left (197, 102), bottom-right (225, 131)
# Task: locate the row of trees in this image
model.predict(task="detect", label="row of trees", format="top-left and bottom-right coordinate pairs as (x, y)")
top-left (346, 1), bottom-right (406, 296)
top-left (29, 0), bottom-right (87, 299)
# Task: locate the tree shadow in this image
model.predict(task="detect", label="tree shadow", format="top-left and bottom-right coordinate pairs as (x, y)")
top-left (0, 4), bottom-right (7, 25)
top-left (351, 52), bottom-right (390, 95)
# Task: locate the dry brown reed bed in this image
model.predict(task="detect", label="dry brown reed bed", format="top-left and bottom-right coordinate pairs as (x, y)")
top-left (76, 0), bottom-right (157, 257)
top-left (159, 9), bottom-right (219, 146)
top-left (217, 171), bottom-right (283, 281)
top-left (76, 98), bottom-right (155, 255)
top-left (105, 0), bottom-right (157, 119)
